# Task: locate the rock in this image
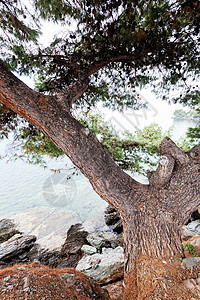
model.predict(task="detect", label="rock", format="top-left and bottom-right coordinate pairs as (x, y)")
top-left (76, 246), bottom-right (124, 284)
top-left (58, 223), bottom-right (88, 268)
top-left (113, 220), bottom-right (123, 234)
top-left (0, 234), bottom-right (36, 261)
top-left (182, 257), bottom-right (200, 269)
top-left (182, 226), bottom-right (196, 241)
top-left (13, 206), bottom-right (81, 250)
top-left (0, 219), bottom-right (20, 243)
top-left (87, 231), bottom-right (122, 252)
top-left (186, 209), bottom-right (200, 224)
top-left (61, 224), bottom-right (88, 255)
top-left (187, 220), bottom-right (200, 234)
top-left (38, 249), bottom-right (61, 268)
top-left (104, 205), bottom-right (123, 234)
top-left (104, 205), bottom-right (116, 215)
top-left (81, 245), bottom-right (97, 255)
top-left (0, 263), bottom-right (110, 299)
top-left (38, 224), bottom-right (89, 269)
top-left (105, 212), bottom-right (120, 226)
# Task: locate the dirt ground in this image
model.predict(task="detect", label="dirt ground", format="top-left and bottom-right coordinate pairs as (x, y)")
top-left (0, 263), bottom-right (110, 300)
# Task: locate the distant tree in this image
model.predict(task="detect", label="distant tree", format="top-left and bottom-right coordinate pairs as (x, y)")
top-left (0, 1), bottom-right (200, 298)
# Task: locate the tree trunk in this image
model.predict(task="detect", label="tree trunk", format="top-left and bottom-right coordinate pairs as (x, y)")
top-left (0, 61), bottom-right (200, 299)
top-left (123, 212), bottom-right (184, 299)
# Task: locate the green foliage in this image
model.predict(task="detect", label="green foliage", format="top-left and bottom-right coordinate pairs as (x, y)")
top-left (0, 0), bottom-right (199, 111)
top-left (187, 125), bottom-right (200, 143)
top-left (173, 109), bottom-right (200, 119)
top-left (183, 243), bottom-right (197, 257)
top-left (4, 108), bottom-right (174, 172)
top-left (186, 109), bottom-right (200, 144)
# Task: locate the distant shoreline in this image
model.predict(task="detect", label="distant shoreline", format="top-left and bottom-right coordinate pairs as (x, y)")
top-left (172, 117), bottom-right (200, 121)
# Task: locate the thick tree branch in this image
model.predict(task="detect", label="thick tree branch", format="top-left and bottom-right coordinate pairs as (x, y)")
top-left (159, 136), bottom-right (190, 165)
top-left (0, 60), bottom-right (143, 212)
top-left (57, 74), bottom-right (89, 108)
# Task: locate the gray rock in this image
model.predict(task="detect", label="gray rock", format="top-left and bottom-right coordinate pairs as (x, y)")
top-left (81, 245), bottom-right (97, 255)
top-left (0, 234), bottom-right (36, 261)
top-left (59, 223), bottom-right (88, 268)
top-left (182, 257), bottom-right (200, 269)
top-left (104, 205), bottom-right (123, 234)
top-left (0, 219), bottom-right (20, 243)
top-left (182, 225), bottom-right (196, 240)
top-left (13, 207), bottom-right (81, 251)
top-left (76, 246), bottom-right (124, 284)
top-left (38, 224), bottom-right (89, 269)
top-left (187, 220), bottom-right (200, 234)
top-left (87, 231), bottom-right (121, 251)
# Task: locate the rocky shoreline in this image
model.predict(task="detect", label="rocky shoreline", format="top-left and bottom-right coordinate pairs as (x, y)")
top-left (1, 205), bottom-right (200, 298)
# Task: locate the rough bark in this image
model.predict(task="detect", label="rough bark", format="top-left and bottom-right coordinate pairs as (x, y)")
top-left (0, 60), bottom-right (200, 298)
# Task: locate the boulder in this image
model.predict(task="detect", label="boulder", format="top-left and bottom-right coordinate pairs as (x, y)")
top-left (0, 263), bottom-right (110, 299)
top-left (185, 209), bottom-right (200, 224)
top-left (104, 205), bottom-right (123, 234)
top-left (87, 231), bottom-right (122, 252)
top-left (76, 246), bottom-right (124, 284)
top-left (112, 220), bottom-right (123, 234)
top-left (0, 233), bottom-right (36, 261)
top-left (38, 224), bottom-right (89, 269)
top-left (13, 206), bottom-right (81, 250)
top-left (105, 212), bottom-right (120, 226)
top-left (58, 223), bottom-right (89, 268)
top-left (0, 219), bottom-right (20, 243)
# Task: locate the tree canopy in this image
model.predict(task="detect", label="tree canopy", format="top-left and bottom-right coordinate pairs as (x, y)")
top-left (0, 0), bottom-right (199, 108)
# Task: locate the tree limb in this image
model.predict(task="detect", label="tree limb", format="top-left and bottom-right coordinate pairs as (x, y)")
top-left (0, 59), bottom-right (142, 211)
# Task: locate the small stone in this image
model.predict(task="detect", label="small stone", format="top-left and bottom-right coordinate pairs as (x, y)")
top-left (81, 245), bottom-right (97, 255)
top-left (87, 231), bottom-right (121, 251)
top-left (182, 257), bottom-right (200, 269)
top-left (59, 272), bottom-right (76, 285)
top-left (23, 276), bottom-right (30, 289)
top-left (0, 234), bottom-right (36, 261)
top-left (162, 261), bottom-right (167, 264)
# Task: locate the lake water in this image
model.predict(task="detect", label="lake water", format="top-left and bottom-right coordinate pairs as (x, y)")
top-left (0, 117), bottom-right (198, 249)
